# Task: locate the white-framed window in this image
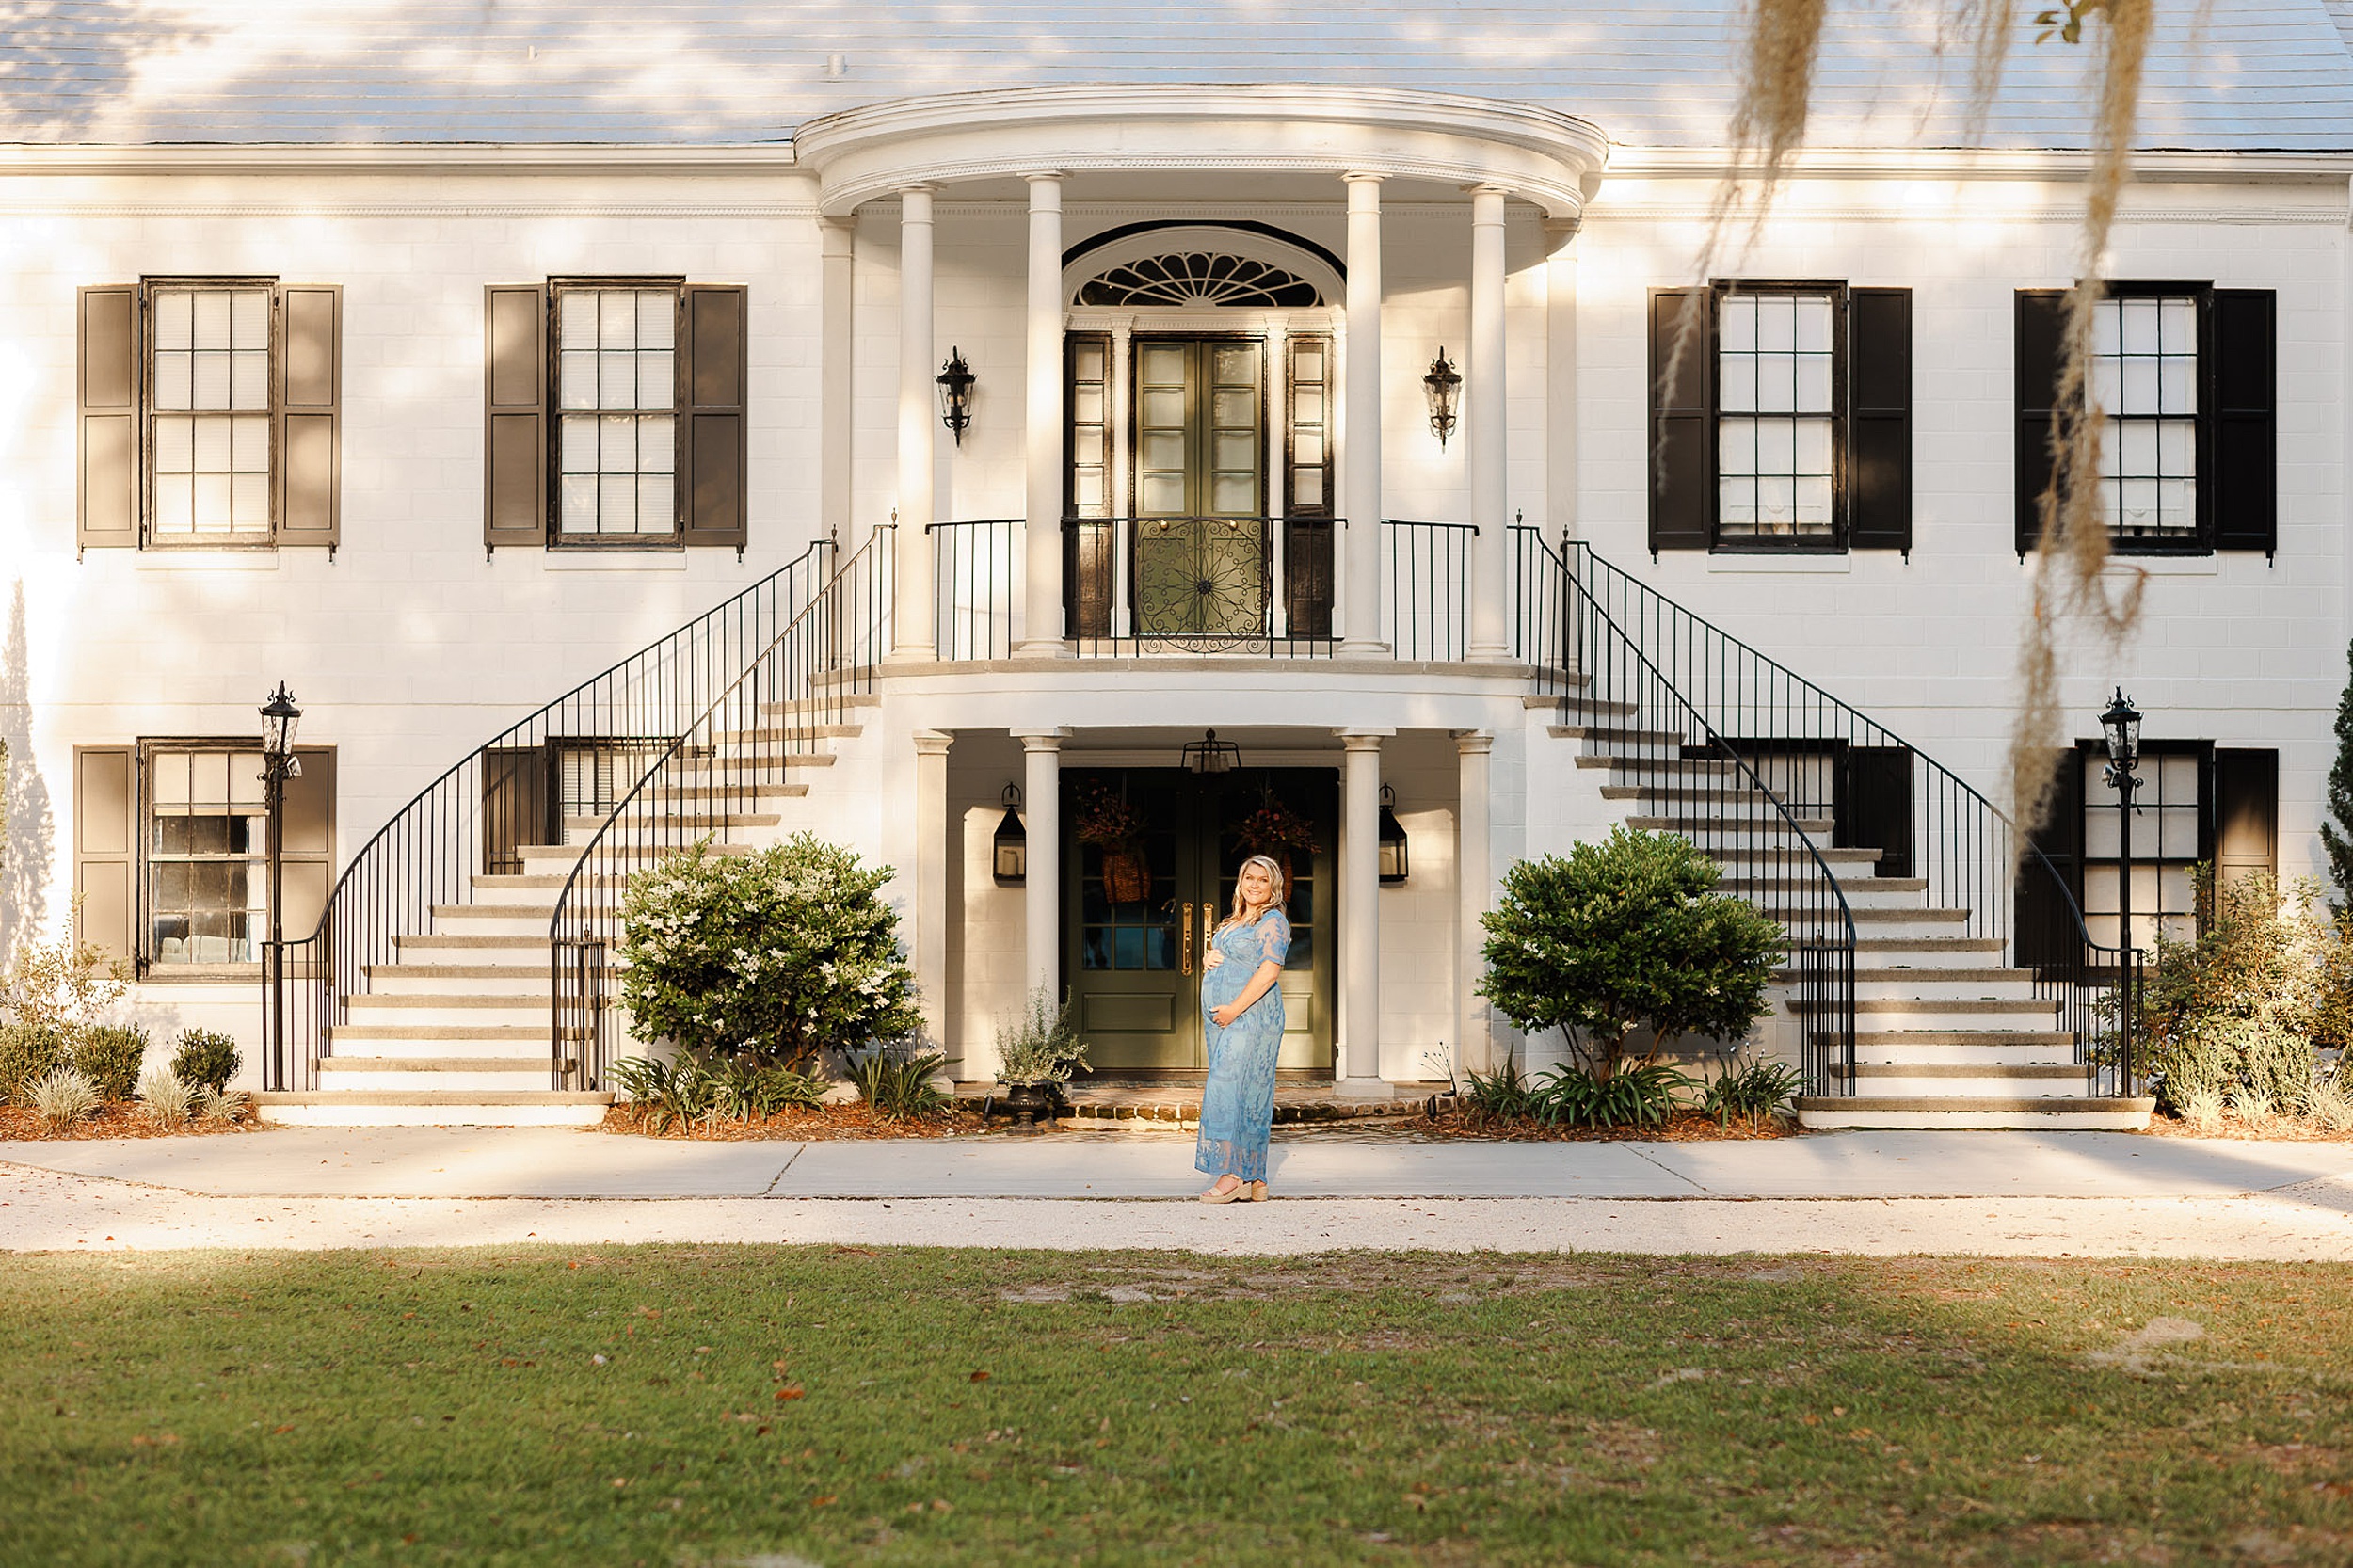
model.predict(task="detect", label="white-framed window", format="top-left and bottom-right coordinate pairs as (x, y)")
top-left (2090, 293), bottom-right (2200, 543)
top-left (553, 282), bottom-right (679, 540)
top-left (149, 284), bottom-right (275, 540)
top-left (1717, 288), bottom-right (1838, 545)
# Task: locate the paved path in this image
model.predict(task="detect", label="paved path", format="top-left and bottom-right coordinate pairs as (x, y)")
top-left (4, 1127), bottom-right (2351, 1258)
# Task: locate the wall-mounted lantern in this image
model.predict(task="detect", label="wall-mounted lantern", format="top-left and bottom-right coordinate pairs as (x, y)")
top-left (992, 782), bottom-right (1027, 884)
top-left (936, 347), bottom-right (975, 445)
top-left (1377, 783), bottom-right (1409, 885)
top-left (1423, 347), bottom-right (1462, 448)
top-left (1180, 728), bottom-right (1241, 776)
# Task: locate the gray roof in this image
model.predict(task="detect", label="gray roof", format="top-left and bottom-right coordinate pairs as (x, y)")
top-left (4, 1), bottom-right (2351, 152)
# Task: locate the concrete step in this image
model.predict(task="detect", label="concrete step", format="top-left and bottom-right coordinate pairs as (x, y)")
top-left (1578, 754), bottom-right (1745, 776)
top-left (316, 1058), bottom-right (555, 1093)
top-left (1852, 936), bottom-right (2009, 967)
top-left (1795, 1095), bottom-right (2153, 1131)
top-left (429, 904), bottom-right (557, 937)
top-left (346, 992), bottom-right (552, 1028)
top-left (396, 933), bottom-right (551, 959)
top-left (1551, 724), bottom-right (1692, 748)
top-left (511, 840), bottom-right (755, 869)
top-left (364, 963), bottom-right (553, 997)
top-left (760, 693), bottom-right (881, 719)
top-left (711, 723), bottom-right (866, 745)
top-left (1603, 783), bottom-right (1792, 804)
top-left (638, 782), bottom-right (810, 806)
top-left (1848, 1063), bottom-right (2091, 1097)
top-left (1625, 814), bottom-right (1836, 837)
top-left (252, 1090), bottom-right (613, 1128)
top-left (559, 811), bottom-right (780, 834)
top-left (1775, 967), bottom-right (2041, 1002)
top-left (1849, 1030), bottom-right (2078, 1065)
top-left (1723, 876), bottom-right (1926, 910)
top-left (1790, 995), bottom-right (2060, 1032)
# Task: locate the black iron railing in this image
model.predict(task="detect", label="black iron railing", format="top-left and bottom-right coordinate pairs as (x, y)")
top-left (1381, 520), bottom-right (1474, 662)
top-left (1521, 532), bottom-right (1860, 1094)
top-left (259, 541), bottom-right (837, 1093)
top-left (1059, 515), bottom-right (1337, 656)
top-left (929, 518), bottom-right (1020, 662)
top-left (548, 527), bottom-right (893, 1091)
top-left (1554, 537), bottom-right (2139, 1098)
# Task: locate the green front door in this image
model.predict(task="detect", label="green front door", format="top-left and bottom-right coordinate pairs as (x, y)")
top-left (1064, 768), bottom-right (1333, 1080)
top-left (1132, 337), bottom-right (1268, 640)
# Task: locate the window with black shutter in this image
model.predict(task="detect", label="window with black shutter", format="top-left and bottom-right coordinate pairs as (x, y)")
top-left (2012, 282), bottom-right (2276, 557)
top-left (1648, 281), bottom-right (1911, 554)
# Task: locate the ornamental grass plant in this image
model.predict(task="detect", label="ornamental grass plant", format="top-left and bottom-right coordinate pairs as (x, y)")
top-left (135, 1065), bottom-right (195, 1129)
top-left (26, 1065), bottom-right (99, 1131)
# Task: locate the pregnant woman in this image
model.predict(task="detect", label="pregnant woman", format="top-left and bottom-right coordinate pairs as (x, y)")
top-left (1195, 853), bottom-right (1292, 1204)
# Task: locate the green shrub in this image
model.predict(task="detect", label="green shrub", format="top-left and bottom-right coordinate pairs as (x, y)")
top-left (849, 1044), bottom-right (949, 1121)
top-left (136, 1065), bottom-right (195, 1129)
top-left (1479, 828), bottom-right (1785, 1080)
top-left (71, 1023), bottom-right (148, 1103)
top-left (2139, 870), bottom-right (2333, 1116)
top-left (995, 988), bottom-right (1088, 1084)
top-left (196, 1085), bottom-right (249, 1126)
top-left (1701, 1055), bottom-right (1807, 1126)
top-left (0, 924), bottom-right (127, 1037)
top-left (1463, 1060), bottom-right (1536, 1125)
top-left (171, 1029), bottom-right (241, 1096)
top-left (27, 1065), bottom-right (99, 1130)
top-left (1527, 1061), bottom-right (1696, 1129)
top-left (618, 836), bottom-right (922, 1069)
top-left (0, 1019), bottom-right (68, 1105)
top-left (611, 1052), bottom-right (831, 1134)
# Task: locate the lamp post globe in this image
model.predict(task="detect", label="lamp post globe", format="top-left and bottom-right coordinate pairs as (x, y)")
top-left (2099, 688), bottom-right (2141, 773)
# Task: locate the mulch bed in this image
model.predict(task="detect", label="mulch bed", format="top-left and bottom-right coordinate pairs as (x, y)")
top-left (2137, 1112), bottom-right (2353, 1143)
top-left (0, 1103), bottom-right (265, 1142)
top-left (1411, 1106), bottom-right (1802, 1142)
top-left (598, 1104), bottom-right (994, 1141)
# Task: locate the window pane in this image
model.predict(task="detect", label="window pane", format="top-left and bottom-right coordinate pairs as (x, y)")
top-left (638, 414), bottom-right (674, 473)
top-left (153, 415), bottom-right (192, 473)
top-left (599, 474), bottom-right (637, 532)
top-left (1795, 295), bottom-right (1832, 352)
top-left (231, 349), bottom-right (269, 409)
top-left (2120, 297), bottom-right (2158, 355)
top-left (599, 413), bottom-right (637, 473)
top-left (155, 351), bottom-right (193, 411)
top-left (1794, 354), bottom-right (1832, 412)
top-left (193, 290), bottom-right (232, 349)
top-left (636, 289), bottom-right (674, 350)
top-left (1720, 296), bottom-right (1756, 352)
top-left (637, 474), bottom-right (674, 529)
top-left (561, 474), bottom-right (599, 531)
top-left (1755, 296), bottom-right (1793, 352)
top-left (636, 351), bottom-right (673, 410)
top-left (1719, 355), bottom-right (1756, 413)
top-left (154, 289), bottom-right (193, 350)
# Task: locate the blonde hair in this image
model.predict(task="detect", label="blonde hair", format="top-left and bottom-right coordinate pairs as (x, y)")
top-left (1219, 854), bottom-right (1288, 932)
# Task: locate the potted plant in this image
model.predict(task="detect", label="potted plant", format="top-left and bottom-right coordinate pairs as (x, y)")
top-left (993, 987), bottom-right (1089, 1128)
top-left (1075, 781), bottom-right (1151, 904)
top-left (1235, 782), bottom-right (1317, 891)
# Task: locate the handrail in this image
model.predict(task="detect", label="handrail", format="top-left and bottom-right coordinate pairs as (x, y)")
top-left (1527, 531), bottom-right (1861, 1093)
top-left (262, 540), bottom-right (837, 1092)
top-left (547, 526), bottom-right (894, 1090)
top-left (1547, 533), bottom-right (2138, 1098)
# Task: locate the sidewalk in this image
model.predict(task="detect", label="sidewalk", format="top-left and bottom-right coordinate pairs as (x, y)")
top-left (5, 1126), bottom-right (2351, 1259)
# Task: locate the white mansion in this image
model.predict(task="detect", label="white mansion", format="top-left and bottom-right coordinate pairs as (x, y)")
top-left (4, 3), bottom-right (2348, 1129)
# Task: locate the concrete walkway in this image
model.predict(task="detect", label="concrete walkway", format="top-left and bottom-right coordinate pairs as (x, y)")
top-left (4, 1127), bottom-right (2352, 1258)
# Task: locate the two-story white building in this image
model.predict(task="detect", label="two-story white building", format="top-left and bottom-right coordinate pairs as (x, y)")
top-left (4, 3), bottom-right (2348, 1130)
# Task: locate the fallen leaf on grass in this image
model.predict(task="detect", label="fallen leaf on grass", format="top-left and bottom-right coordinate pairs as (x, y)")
top-left (775, 1386), bottom-right (806, 1401)
top-left (809, 1495), bottom-right (836, 1508)
top-left (969, 1370), bottom-right (990, 1383)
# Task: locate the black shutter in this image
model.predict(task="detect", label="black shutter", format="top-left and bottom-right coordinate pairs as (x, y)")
top-left (681, 283), bottom-right (748, 549)
top-left (1648, 288), bottom-right (1711, 552)
top-left (1836, 745), bottom-right (1914, 879)
top-left (2017, 745), bottom-right (2086, 970)
top-left (2210, 289), bottom-right (2276, 555)
top-left (1848, 288), bottom-right (1911, 552)
top-left (2213, 747), bottom-right (2279, 894)
top-left (2014, 290), bottom-right (2067, 556)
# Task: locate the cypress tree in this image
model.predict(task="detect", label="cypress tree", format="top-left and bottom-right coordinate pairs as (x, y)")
top-left (2323, 640), bottom-right (2353, 912)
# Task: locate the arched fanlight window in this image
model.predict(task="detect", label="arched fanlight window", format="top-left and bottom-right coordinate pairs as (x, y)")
top-left (1077, 253), bottom-right (1324, 309)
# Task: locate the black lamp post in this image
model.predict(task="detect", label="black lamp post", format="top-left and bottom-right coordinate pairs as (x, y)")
top-left (1377, 783), bottom-right (1409, 885)
top-left (1423, 348), bottom-right (1462, 448)
top-left (992, 783), bottom-right (1027, 884)
top-left (936, 347), bottom-right (975, 445)
top-left (2099, 688), bottom-right (2143, 955)
top-left (259, 681), bottom-right (302, 1092)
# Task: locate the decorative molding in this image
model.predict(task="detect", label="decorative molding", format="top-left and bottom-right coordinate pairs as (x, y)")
top-left (0, 201), bottom-right (821, 219)
top-left (1582, 204), bottom-right (2349, 226)
top-left (1604, 146), bottom-right (2353, 183)
top-left (0, 143), bottom-right (801, 176)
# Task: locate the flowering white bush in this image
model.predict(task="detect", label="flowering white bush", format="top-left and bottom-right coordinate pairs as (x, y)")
top-left (617, 835), bottom-right (922, 1068)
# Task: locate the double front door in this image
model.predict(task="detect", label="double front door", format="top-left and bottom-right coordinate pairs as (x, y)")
top-left (1064, 332), bottom-right (1337, 642)
top-left (1063, 767), bottom-right (1334, 1079)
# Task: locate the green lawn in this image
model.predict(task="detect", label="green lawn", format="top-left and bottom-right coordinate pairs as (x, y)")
top-left (6, 1246), bottom-right (2350, 1566)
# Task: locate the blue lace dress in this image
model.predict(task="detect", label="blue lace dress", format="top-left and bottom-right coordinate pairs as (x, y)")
top-left (1195, 909), bottom-right (1291, 1183)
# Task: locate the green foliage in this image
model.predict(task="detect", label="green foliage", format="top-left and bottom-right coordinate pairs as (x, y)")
top-left (994, 988), bottom-right (1088, 1084)
top-left (2323, 640), bottom-right (2353, 914)
top-left (70, 1022), bottom-right (148, 1103)
top-left (617, 836), bottom-right (922, 1069)
top-left (1462, 1060), bottom-right (1535, 1125)
top-left (610, 1053), bottom-right (830, 1134)
top-left (26, 1065), bottom-right (98, 1129)
top-left (1478, 829), bottom-right (1785, 1078)
top-left (2138, 870), bottom-right (2336, 1116)
top-left (1701, 1055), bottom-right (1808, 1126)
top-left (0, 922), bottom-right (127, 1037)
top-left (136, 1065), bottom-right (194, 1129)
top-left (1527, 1062), bottom-right (1698, 1129)
top-left (0, 1018), bottom-right (67, 1105)
top-left (170, 1028), bottom-right (241, 1096)
top-left (849, 1043), bottom-right (950, 1120)
top-left (196, 1085), bottom-right (250, 1126)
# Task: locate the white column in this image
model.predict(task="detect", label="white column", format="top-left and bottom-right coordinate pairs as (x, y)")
top-left (1467, 184), bottom-right (1511, 661)
top-left (819, 216), bottom-right (856, 548)
top-left (1019, 173), bottom-right (1068, 656)
top-left (892, 186), bottom-right (936, 660)
top-left (1544, 218), bottom-right (1580, 544)
top-left (1454, 729), bottom-right (1495, 1076)
top-left (1265, 319), bottom-right (1289, 636)
top-left (912, 730), bottom-right (953, 1052)
top-left (1337, 729), bottom-right (1393, 1093)
top-left (1016, 728), bottom-right (1068, 1003)
top-left (1342, 173), bottom-right (1386, 652)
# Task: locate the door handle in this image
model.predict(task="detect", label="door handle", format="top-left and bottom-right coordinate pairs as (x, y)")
top-left (1181, 903), bottom-right (1193, 975)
